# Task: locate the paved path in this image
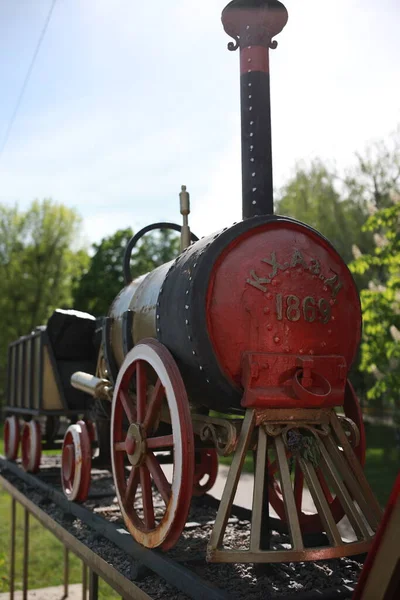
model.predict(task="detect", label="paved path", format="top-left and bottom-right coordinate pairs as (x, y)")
top-left (0, 584), bottom-right (82, 599)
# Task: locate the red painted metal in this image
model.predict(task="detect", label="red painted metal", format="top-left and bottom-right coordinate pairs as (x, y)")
top-left (206, 221), bottom-right (361, 403)
top-left (241, 352), bottom-right (346, 408)
top-left (353, 473), bottom-right (400, 599)
top-left (193, 449), bottom-right (219, 497)
top-left (4, 416), bottom-right (20, 461)
top-left (111, 339), bottom-right (195, 551)
top-left (267, 380), bottom-right (367, 532)
top-left (21, 421), bottom-right (41, 473)
top-left (240, 46), bottom-right (269, 74)
top-left (61, 421), bottom-right (92, 503)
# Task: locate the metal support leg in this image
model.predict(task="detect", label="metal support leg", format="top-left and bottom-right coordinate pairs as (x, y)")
top-left (23, 509), bottom-right (29, 600)
top-left (9, 498), bottom-right (16, 600)
top-left (63, 547), bottom-right (69, 598)
top-left (82, 562), bottom-right (88, 600)
top-left (89, 570), bottom-right (99, 600)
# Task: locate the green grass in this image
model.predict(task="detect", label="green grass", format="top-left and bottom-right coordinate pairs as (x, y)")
top-left (0, 424), bottom-right (120, 598)
top-left (0, 420), bottom-right (398, 595)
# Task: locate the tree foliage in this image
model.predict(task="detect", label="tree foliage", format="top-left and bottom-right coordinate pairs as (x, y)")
top-left (0, 199), bottom-right (88, 403)
top-left (73, 228), bottom-right (180, 316)
top-left (350, 201), bottom-right (400, 415)
top-left (276, 161), bottom-right (372, 265)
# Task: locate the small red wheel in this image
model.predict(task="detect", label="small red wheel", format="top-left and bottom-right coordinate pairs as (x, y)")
top-left (21, 421), bottom-right (41, 473)
top-left (268, 380), bottom-right (366, 533)
top-left (61, 421), bottom-right (92, 502)
top-left (111, 339), bottom-right (195, 551)
top-left (4, 416), bottom-right (20, 460)
top-left (193, 449), bottom-right (219, 496)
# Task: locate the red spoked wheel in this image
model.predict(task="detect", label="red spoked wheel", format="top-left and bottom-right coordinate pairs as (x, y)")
top-left (21, 421), bottom-right (41, 473)
top-left (111, 339), bottom-right (195, 551)
top-left (193, 449), bottom-right (219, 496)
top-left (4, 416), bottom-right (20, 460)
top-left (268, 380), bottom-right (366, 533)
top-left (61, 421), bottom-right (92, 502)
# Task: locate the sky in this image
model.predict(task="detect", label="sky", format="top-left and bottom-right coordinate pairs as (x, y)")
top-left (0, 0), bottom-right (399, 246)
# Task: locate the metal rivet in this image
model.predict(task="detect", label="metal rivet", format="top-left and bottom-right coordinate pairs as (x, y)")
top-left (199, 366), bottom-right (203, 371)
top-left (246, 25), bottom-right (250, 29)
top-left (193, 263), bottom-right (197, 267)
top-left (250, 121), bottom-right (254, 125)
top-left (185, 305), bottom-right (189, 309)
top-left (252, 172), bottom-right (256, 177)
top-left (206, 379), bottom-right (210, 384)
top-left (192, 350), bottom-right (196, 356)
top-left (252, 187), bottom-right (257, 192)
top-left (252, 200), bottom-right (256, 205)
top-left (250, 157), bottom-right (255, 161)
top-left (248, 83), bottom-right (252, 87)
top-left (248, 95), bottom-right (252, 99)
top-left (157, 328), bottom-right (160, 333)
top-left (250, 133), bottom-right (254, 137)
top-left (248, 58), bottom-right (251, 63)
top-left (185, 319), bottom-right (189, 325)
top-left (248, 69), bottom-right (251, 73)
top-left (249, 106), bottom-right (253, 111)
top-left (250, 145), bottom-right (254, 151)
top-left (157, 315), bottom-right (160, 319)
top-left (189, 276), bottom-right (192, 281)
top-left (188, 335), bottom-right (192, 341)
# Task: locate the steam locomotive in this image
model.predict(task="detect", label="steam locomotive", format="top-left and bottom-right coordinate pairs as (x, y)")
top-left (3, 0), bottom-right (382, 563)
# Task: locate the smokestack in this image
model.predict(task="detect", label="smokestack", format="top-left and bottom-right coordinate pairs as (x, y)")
top-left (221, 0), bottom-right (288, 219)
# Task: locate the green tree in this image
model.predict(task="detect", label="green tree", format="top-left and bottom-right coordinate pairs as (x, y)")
top-left (0, 199), bottom-right (88, 404)
top-left (345, 127), bottom-right (400, 211)
top-left (350, 200), bottom-right (400, 416)
top-left (73, 227), bottom-right (180, 317)
top-left (276, 161), bottom-right (372, 265)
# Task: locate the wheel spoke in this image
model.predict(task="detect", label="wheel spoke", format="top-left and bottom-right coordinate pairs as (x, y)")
top-left (125, 467), bottom-right (140, 506)
top-left (114, 442), bottom-right (126, 452)
top-left (136, 361), bottom-right (147, 424)
top-left (146, 452), bottom-right (171, 505)
top-left (140, 465), bottom-right (155, 530)
top-left (316, 468), bottom-right (334, 503)
top-left (143, 378), bottom-right (165, 432)
top-left (294, 461), bottom-right (304, 513)
top-left (147, 434), bottom-right (174, 449)
top-left (120, 390), bottom-right (136, 424)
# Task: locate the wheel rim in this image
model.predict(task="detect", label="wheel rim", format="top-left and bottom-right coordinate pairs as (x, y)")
top-left (268, 380), bottom-right (366, 532)
top-left (4, 416), bottom-right (19, 460)
top-left (111, 339), bottom-right (195, 550)
top-left (193, 449), bottom-right (219, 496)
top-left (61, 421), bottom-right (91, 502)
top-left (21, 421), bottom-right (41, 473)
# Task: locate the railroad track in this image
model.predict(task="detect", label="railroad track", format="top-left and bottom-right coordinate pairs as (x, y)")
top-left (0, 456), bottom-right (362, 599)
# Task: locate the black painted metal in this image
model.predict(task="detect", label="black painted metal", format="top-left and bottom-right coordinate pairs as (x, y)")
top-left (123, 222), bottom-right (199, 285)
top-left (122, 309), bottom-right (134, 355)
top-left (241, 71), bottom-right (273, 218)
top-left (102, 317), bottom-right (118, 384)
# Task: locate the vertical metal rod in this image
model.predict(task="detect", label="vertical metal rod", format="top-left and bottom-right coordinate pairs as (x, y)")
top-left (250, 426), bottom-right (269, 551)
top-left (23, 509), bottom-right (29, 600)
top-left (9, 498), bottom-right (16, 600)
top-left (82, 562), bottom-right (88, 600)
top-left (63, 547), bottom-right (69, 598)
top-left (89, 570), bottom-right (99, 600)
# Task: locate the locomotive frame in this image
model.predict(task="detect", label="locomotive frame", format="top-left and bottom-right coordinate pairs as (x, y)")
top-left (3, 0), bottom-right (385, 569)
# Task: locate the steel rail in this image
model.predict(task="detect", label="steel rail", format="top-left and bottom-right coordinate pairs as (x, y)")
top-left (0, 457), bottom-right (229, 600)
top-left (0, 474), bottom-right (151, 600)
